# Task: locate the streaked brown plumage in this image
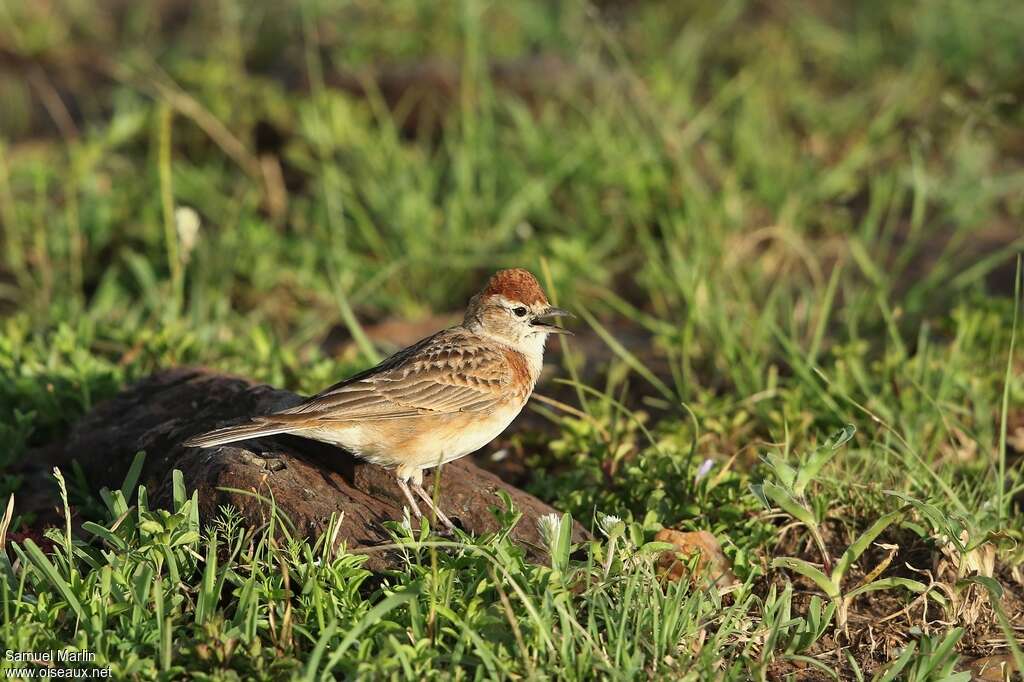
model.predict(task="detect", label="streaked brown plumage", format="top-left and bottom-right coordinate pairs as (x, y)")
top-left (184, 268), bottom-right (571, 529)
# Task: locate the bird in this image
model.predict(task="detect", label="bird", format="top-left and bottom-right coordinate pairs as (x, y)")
top-left (184, 268), bottom-right (572, 530)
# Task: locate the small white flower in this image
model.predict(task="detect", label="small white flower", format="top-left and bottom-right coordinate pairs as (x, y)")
top-left (537, 512), bottom-right (561, 547)
top-left (597, 513), bottom-right (624, 539)
top-left (175, 206), bottom-right (201, 263)
top-left (695, 458), bottom-right (714, 482)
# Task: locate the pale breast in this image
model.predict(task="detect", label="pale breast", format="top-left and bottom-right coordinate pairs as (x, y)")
top-left (408, 400), bottom-right (526, 468)
top-left (302, 397), bottom-right (527, 471)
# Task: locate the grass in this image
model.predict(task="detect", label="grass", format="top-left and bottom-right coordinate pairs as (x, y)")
top-left (1, 0), bottom-right (1023, 678)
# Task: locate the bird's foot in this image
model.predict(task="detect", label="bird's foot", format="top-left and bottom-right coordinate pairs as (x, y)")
top-left (412, 483), bottom-right (457, 534)
top-left (395, 478), bottom-right (423, 520)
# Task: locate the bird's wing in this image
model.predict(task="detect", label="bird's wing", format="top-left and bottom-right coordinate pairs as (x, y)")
top-left (274, 329), bottom-right (514, 422)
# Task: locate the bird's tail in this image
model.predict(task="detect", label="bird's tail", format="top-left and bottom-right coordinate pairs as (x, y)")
top-left (183, 419), bottom-right (298, 448)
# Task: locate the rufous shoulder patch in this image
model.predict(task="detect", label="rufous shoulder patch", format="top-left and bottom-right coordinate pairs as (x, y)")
top-left (501, 346), bottom-right (534, 398)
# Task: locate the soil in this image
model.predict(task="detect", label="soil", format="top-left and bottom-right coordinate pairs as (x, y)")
top-left (760, 520), bottom-right (1024, 680)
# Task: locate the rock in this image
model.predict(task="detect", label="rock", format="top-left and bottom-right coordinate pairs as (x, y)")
top-left (965, 655), bottom-right (1017, 681)
top-left (654, 529), bottom-right (738, 588)
top-left (38, 368), bottom-right (588, 568)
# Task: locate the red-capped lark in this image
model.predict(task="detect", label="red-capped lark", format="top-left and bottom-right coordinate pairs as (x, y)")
top-left (184, 269), bottom-right (572, 530)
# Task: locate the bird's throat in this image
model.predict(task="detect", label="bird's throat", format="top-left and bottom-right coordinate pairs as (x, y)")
top-left (519, 333), bottom-right (547, 383)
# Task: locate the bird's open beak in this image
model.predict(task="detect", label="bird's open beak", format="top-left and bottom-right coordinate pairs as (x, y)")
top-left (531, 307), bottom-right (575, 335)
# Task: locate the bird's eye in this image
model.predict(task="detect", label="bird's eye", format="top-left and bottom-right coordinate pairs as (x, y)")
top-left (512, 306), bottom-right (528, 317)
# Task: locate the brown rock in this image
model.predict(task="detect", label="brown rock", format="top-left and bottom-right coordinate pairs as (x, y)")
top-left (655, 529), bottom-right (738, 588)
top-left (37, 368), bottom-right (587, 568)
top-left (966, 655), bottom-right (1017, 681)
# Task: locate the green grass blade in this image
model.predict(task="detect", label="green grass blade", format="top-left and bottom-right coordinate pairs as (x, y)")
top-left (120, 451), bottom-right (146, 502)
top-left (832, 508), bottom-right (905, 584)
top-left (22, 539), bottom-right (85, 621)
top-left (771, 558), bottom-right (837, 600)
